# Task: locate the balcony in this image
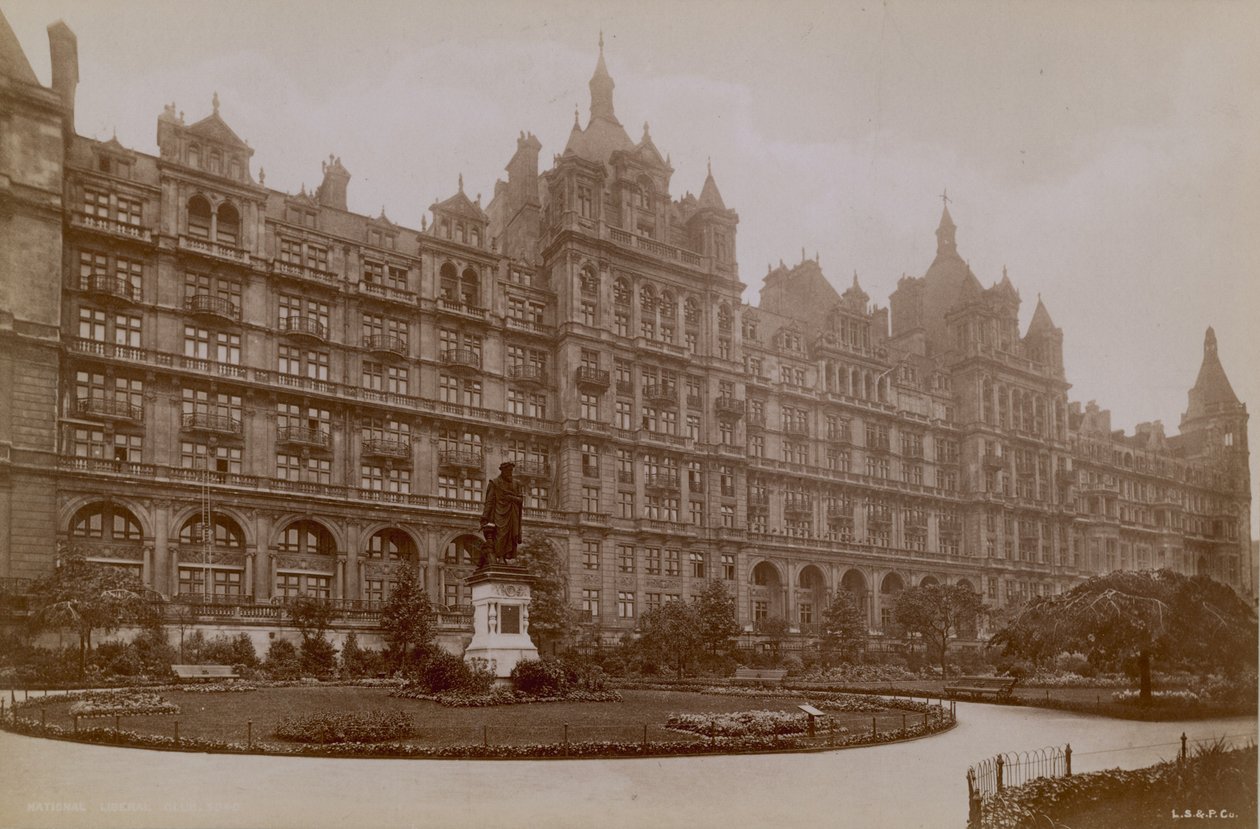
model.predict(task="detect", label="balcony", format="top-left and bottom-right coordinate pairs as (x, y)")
top-left (70, 212), bottom-right (153, 244)
top-left (825, 505), bottom-right (852, 521)
top-left (363, 334), bottom-right (408, 358)
top-left (507, 364), bottom-right (547, 387)
top-left (982, 452), bottom-right (1005, 470)
top-left (179, 235), bottom-right (250, 265)
top-left (438, 449), bottom-right (484, 471)
top-left (270, 258), bottom-right (341, 289)
top-left (783, 421), bottom-right (810, 437)
top-left (746, 412), bottom-right (767, 430)
top-left (575, 366), bottom-right (610, 391)
top-left (181, 412), bottom-right (242, 435)
top-left (441, 347), bottom-right (481, 372)
top-left (361, 437), bottom-right (411, 460)
top-left (437, 297), bottom-right (487, 320)
top-left (511, 460), bottom-right (550, 479)
top-left (74, 396), bottom-right (143, 423)
top-left (279, 316), bottom-right (327, 341)
top-left (784, 497), bottom-right (813, 516)
top-left (357, 280), bottom-right (416, 305)
top-left (278, 427), bottom-right (330, 449)
top-left (714, 397), bottom-right (744, 418)
top-left (642, 384), bottom-right (677, 406)
top-left (82, 274), bottom-right (140, 304)
top-left (505, 317), bottom-right (556, 338)
top-left (644, 473), bottom-right (681, 492)
top-left (184, 293), bottom-right (240, 323)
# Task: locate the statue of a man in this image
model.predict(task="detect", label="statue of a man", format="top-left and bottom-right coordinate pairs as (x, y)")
top-left (479, 461), bottom-right (523, 566)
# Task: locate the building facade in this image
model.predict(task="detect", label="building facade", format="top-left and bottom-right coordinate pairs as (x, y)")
top-left (1, 18), bottom-right (1251, 643)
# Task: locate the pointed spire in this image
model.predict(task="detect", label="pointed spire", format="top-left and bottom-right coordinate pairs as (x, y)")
top-left (212, 91), bottom-right (220, 114)
top-left (935, 192), bottom-right (958, 257)
top-left (457, 173), bottom-right (464, 193)
top-left (589, 31), bottom-right (617, 123)
top-left (0, 10), bottom-right (39, 85)
top-left (698, 159), bottom-right (726, 210)
top-left (1185, 326), bottom-right (1242, 421)
top-left (1028, 294), bottom-right (1058, 336)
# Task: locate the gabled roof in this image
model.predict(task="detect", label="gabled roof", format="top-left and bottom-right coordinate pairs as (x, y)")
top-left (697, 160), bottom-right (727, 211)
top-left (430, 176), bottom-right (488, 222)
top-left (0, 9), bottom-right (38, 85)
top-left (632, 122), bottom-right (668, 168)
top-left (186, 100), bottom-right (252, 153)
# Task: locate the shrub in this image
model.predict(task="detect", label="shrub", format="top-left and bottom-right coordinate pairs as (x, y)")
top-left (263, 639), bottom-right (301, 680)
top-left (201, 633), bottom-right (259, 669)
top-left (695, 652), bottom-right (737, 677)
top-left (780, 655), bottom-right (803, 674)
top-left (666, 710), bottom-right (810, 738)
top-left (69, 690), bottom-right (179, 718)
top-left (340, 632), bottom-right (384, 678)
top-left (273, 709), bottom-right (413, 744)
top-left (1195, 672), bottom-right (1258, 709)
top-left (405, 648), bottom-right (484, 694)
top-left (511, 657), bottom-right (570, 696)
top-left (1054, 651), bottom-right (1091, 676)
top-left (300, 637), bottom-right (338, 678)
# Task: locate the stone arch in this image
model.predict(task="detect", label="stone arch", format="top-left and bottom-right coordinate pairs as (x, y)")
top-left (436, 531), bottom-right (484, 610)
top-left (881, 572), bottom-right (906, 594)
top-left (683, 294), bottom-right (699, 325)
top-left (659, 288), bottom-right (677, 320)
top-left (60, 495), bottom-right (153, 541)
top-left (175, 510), bottom-right (246, 549)
top-left (749, 559), bottom-right (785, 621)
top-left (639, 282), bottom-right (656, 313)
top-left (271, 515), bottom-right (344, 555)
top-left (215, 200), bottom-right (241, 245)
top-left (362, 526), bottom-right (420, 561)
top-left (955, 578), bottom-right (977, 592)
top-left (169, 504), bottom-right (255, 548)
top-left (613, 276), bottom-right (631, 306)
top-left (439, 261), bottom-right (460, 300)
top-left (66, 499), bottom-right (146, 542)
top-left (796, 564), bottom-right (828, 625)
top-left (187, 194), bottom-right (212, 238)
top-left (578, 262), bottom-right (599, 295)
top-left (840, 567), bottom-right (871, 626)
top-left (918, 575), bottom-right (940, 588)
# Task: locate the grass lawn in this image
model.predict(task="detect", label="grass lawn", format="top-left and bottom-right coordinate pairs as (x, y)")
top-left (37, 688), bottom-right (924, 747)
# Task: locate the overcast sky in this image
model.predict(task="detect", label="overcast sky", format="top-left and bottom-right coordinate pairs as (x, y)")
top-left (8, 0), bottom-right (1259, 522)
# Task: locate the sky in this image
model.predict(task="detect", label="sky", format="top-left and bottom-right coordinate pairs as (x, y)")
top-left (6, 0), bottom-right (1259, 522)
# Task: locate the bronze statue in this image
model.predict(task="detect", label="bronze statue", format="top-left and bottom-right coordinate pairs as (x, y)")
top-left (479, 461), bottom-right (523, 567)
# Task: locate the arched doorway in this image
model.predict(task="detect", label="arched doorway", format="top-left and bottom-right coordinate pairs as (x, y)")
top-left (65, 501), bottom-right (145, 579)
top-left (176, 511), bottom-right (246, 599)
top-left (273, 519), bottom-right (338, 601)
top-left (840, 568), bottom-right (870, 627)
top-left (879, 572), bottom-right (905, 630)
top-left (750, 561), bottom-right (784, 623)
top-left (362, 528), bottom-right (419, 607)
top-left (796, 565), bottom-right (827, 629)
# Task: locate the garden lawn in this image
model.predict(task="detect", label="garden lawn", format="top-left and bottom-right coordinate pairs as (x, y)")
top-left (35, 687), bottom-right (919, 748)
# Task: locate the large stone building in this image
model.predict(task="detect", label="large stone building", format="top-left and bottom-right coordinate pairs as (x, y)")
top-left (1, 16), bottom-right (1251, 645)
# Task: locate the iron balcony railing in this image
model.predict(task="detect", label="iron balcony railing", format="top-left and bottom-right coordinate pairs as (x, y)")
top-left (74, 396), bottom-right (143, 422)
top-left (441, 347), bottom-right (481, 370)
top-left (280, 316), bottom-right (327, 340)
top-left (278, 426), bottom-right (331, 448)
top-left (362, 437), bottom-right (411, 459)
top-left (184, 293), bottom-right (240, 321)
top-left (363, 334), bottom-right (408, 357)
top-left (181, 412), bottom-right (242, 434)
top-left (83, 274), bottom-right (140, 302)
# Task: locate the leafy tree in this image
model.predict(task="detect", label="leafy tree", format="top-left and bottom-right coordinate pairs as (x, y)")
top-left (639, 599), bottom-right (704, 678)
top-left (754, 616), bottom-right (790, 663)
top-left (820, 590), bottom-right (868, 665)
top-left (378, 566), bottom-right (433, 669)
top-left (28, 556), bottom-right (158, 675)
top-left (693, 580), bottom-right (740, 656)
top-left (202, 632), bottom-right (259, 668)
top-left (264, 638), bottom-right (301, 680)
top-left (894, 584), bottom-right (986, 679)
top-left (288, 596), bottom-right (338, 677)
top-left (516, 534), bottom-right (578, 655)
top-left (991, 570), bottom-right (1257, 703)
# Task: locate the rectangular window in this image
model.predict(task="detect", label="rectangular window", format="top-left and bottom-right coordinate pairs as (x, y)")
top-left (582, 540), bottom-right (600, 570)
top-left (581, 589), bottom-right (600, 616)
top-left (617, 544), bottom-right (635, 573)
top-left (721, 554), bottom-right (735, 581)
top-left (665, 549), bottom-right (680, 577)
top-left (645, 547), bottom-right (661, 575)
top-left (617, 591), bottom-right (635, 619)
top-left (690, 552), bottom-right (706, 579)
top-left (618, 490), bottom-right (635, 519)
top-left (582, 486), bottom-right (600, 513)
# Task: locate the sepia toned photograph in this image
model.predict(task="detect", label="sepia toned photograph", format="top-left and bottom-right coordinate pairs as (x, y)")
top-left (0, 1), bottom-right (1257, 827)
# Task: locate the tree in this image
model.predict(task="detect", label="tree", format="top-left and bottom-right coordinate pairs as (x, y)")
top-left (516, 535), bottom-right (577, 655)
top-left (820, 590), bottom-right (867, 665)
top-left (639, 600), bottom-right (704, 678)
top-left (991, 570), bottom-right (1257, 703)
top-left (28, 556), bottom-right (158, 675)
top-left (693, 580), bottom-right (740, 656)
top-left (894, 584), bottom-right (986, 679)
top-left (754, 616), bottom-right (790, 663)
top-left (288, 596), bottom-right (337, 676)
top-left (378, 566), bottom-right (433, 669)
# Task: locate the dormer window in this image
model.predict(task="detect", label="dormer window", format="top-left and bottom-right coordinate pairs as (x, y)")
top-left (470, 226), bottom-right (482, 248)
top-left (229, 158), bottom-right (242, 180)
top-left (188, 144), bottom-right (201, 168)
top-left (209, 151), bottom-right (222, 175)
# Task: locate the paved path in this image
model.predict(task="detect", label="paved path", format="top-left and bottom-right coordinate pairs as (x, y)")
top-left (0, 703), bottom-right (1253, 829)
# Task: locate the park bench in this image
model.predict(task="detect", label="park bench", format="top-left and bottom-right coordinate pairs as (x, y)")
top-left (733, 667), bottom-right (787, 681)
top-left (172, 664), bottom-right (240, 682)
top-left (944, 675), bottom-right (1018, 701)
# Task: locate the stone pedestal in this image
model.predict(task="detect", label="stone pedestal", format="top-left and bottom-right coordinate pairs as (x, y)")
top-left (463, 564), bottom-right (538, 682)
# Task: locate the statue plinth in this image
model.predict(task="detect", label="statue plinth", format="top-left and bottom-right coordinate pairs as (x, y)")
top-left (463, 564), bottom-right (539, 682)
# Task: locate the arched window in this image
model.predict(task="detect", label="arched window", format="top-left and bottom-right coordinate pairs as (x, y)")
top-left (209, 150), bottom-right (222, 174)
top-left (659, 289), bottom-right (676, 320)
top-left (470, 227), bottom-right (482, 248)
top-left (579, 265), bottom-right (599, 296)
top-left (187, 196), bottom-right (212, 240)
top-left (636, 175), bottom-right (653, 209)
top-left (216, 202), bottom-right (240, 247)
top-left (751, 561), bottom-right (781, 587)
top-left (277, 519), bottom-right (336, 555)
top-left (188, 144), bottom-right (200, 168)
top-left (365, 528), bottom-right (416, 561)
top-left (717, 304), bottom-right (732, 333)
top-left (613, 278), bottom-right (630, 306)
top-left (639, 284), bottom-right (656, 314)
top-left (70, 502), bottom-right (142, 541)
top-left (460, 267), bottom-right (480, 307)
top-left (179, 512), bottom-right (244, 548)
top-left (444, 534), bottom-right (481, 566)
top-left (684, 296), bottom-right (700, 327)
top-left (439, 262), bottom-right (459, 300)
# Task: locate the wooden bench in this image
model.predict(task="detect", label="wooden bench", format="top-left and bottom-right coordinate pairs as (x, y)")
top-left (944, 675), bottom-right (1018, 700)
top-left (733, 668), bottom-right (787, 681)
top-left (172, 664), bottom-right (240, 681)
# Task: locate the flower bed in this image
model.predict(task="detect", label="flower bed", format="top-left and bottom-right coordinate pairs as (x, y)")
top-left (67, 690), bottom-right (179, 718)
top-left (978, 744), bottom-right (1257, 829)
top-left (1021, 672), bottom-right (1130, 689)
top-left (392, 686), bottom-right (622, 707)
top-left (666, 710), bottom-right (839, 738)
top-left (1111, 689), bottom-right (1201, 705)
top-left (175, 681), bottom-right (258, 694)
top-left (273, 709), bottom-right (414, 744)
top-left (612, 681), bottom-right (939, 714)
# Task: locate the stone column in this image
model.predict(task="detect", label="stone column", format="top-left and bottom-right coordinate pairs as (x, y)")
top-left (244, 551), bottom-right (255, 600)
